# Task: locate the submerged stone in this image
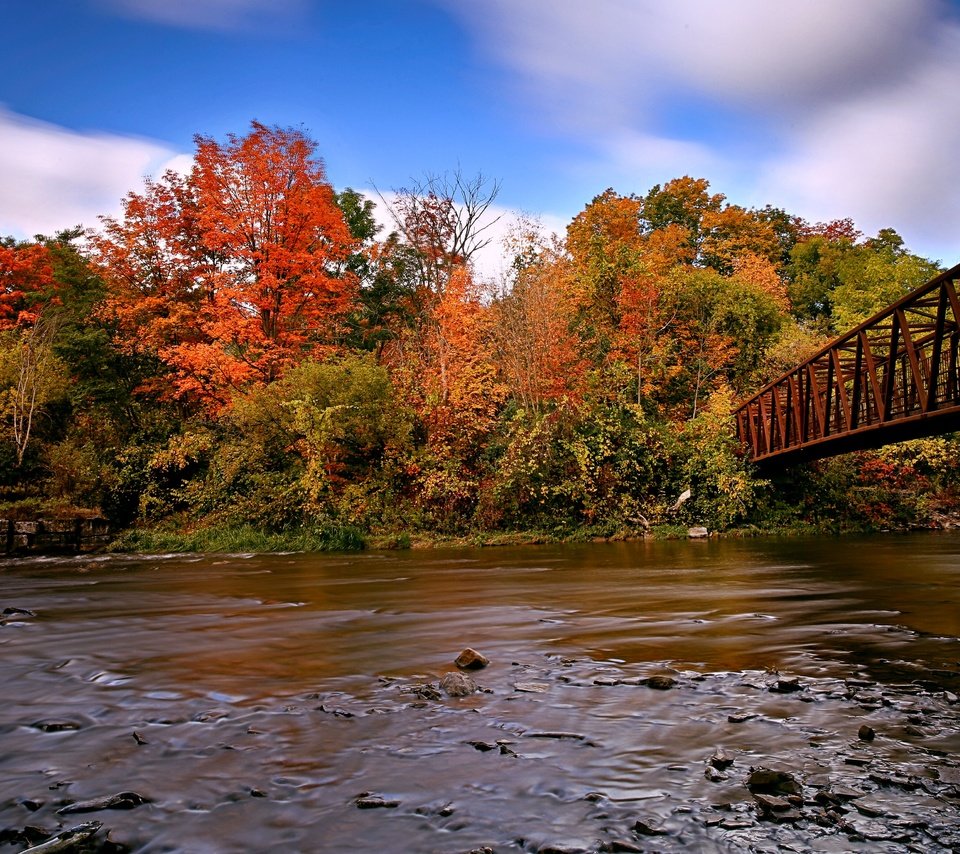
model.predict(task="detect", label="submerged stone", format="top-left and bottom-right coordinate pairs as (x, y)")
top-left (710, 748), bottom-right (735, 769)
top-left (514, 681), bottom-right (550, 693)
top-left (644, 675), bottom-right (677, 690)
top-left (455, 648), bottom-right (490, 670)
top-left (440, 671), bottom-right (477, 697)
top-left (747, 767), bottom-right (802, 795)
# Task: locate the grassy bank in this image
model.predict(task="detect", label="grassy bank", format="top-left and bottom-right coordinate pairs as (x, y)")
top-left (110, 522), bottom-right (366, 554)
top-left (102, 513), bottom-right (951, 556)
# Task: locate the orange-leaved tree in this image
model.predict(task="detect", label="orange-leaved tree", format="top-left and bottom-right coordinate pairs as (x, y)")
top-left (96, 122), bottom-right (358, 408)
top-left (0, 241), bottom-right (58, 329)
top-left (491, 222), bottom-right (586, 412)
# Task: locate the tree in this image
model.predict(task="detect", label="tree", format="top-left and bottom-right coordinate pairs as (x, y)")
top-left (0, 313), bottom-right (68, 466)
top-left (379, 169), bottom-right (501, 298)
top-left (830, 232), bottom-right (941, 332)
top-left (96, 122), bottom-right (358, 408)
top-left (699, 205), bottom-right (782, 274)
top-left (666, 268), bottom-right (782, 418)
top-left (641, 176), bottom-right (724, 261)
top-left (565, 189), bottom-right (646, 364)
top-left (0, 240), bottom-right (57, 329)
top-left (490, 222), bottom-right (585, 412)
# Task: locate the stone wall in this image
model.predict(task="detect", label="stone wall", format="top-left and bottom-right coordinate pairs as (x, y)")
top-left (1, 518), bottom-right (112, 555)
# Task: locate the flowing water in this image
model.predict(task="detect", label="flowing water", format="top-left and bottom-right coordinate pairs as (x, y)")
top-left (1, 533), bottom-right (959, 852)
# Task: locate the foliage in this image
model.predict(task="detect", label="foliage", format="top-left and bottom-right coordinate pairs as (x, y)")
top-left (96, 122), bottom-right (358, 409)
top-left (1, 127), bottom-right (953, 550)
top-left (479, 403), bottom-right (676, 532)
top-left (679, 388), bottom-right (764, 529)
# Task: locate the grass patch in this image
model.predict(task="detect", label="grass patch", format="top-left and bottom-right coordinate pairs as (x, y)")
top-left (650, 524), bottom-right (690, 540)
top-left (110, 522), bottom-right (366, 554)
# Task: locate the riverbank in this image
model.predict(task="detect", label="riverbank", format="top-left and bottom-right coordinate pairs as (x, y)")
top-left (103, 511), bottom-right (960, 556)
top-left (5, 488), bottom-right (960, 558)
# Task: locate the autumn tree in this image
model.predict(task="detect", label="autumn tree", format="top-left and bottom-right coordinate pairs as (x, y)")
top-left (0, 237), bottom-right (72, 467)
top-left (376, 169), bottom-right (507, 516)
top-left (96, 122), bottom-right (358, 408)
top-left (0, 239), bottom-right (58, 329)
top-left (666, 268), bottom-right (782, 418)
top-left (0, 313), bottom-right (69, 466)
top-left (379, 170), bottom-right (501, 299)
top-left (566, 189), bottom-right (644, 348)
top-left (785, 224), bottom-right (940, 332)
top-left (641, 176), bottom-right (724, 262)
top-left (785, 222), bottom-right (860, 321)
top-left (490, 221), bottom-right (585, 412)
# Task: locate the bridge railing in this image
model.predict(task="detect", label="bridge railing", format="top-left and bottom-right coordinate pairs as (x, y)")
top-left (735, 262), bottom-right (960, 464)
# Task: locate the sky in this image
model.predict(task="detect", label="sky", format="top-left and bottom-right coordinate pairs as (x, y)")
top-left (4, 0), bottom-right (960, 273)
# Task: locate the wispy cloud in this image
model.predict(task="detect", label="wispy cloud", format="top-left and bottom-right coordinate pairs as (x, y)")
top-left (758, 26), bottom-right (960, 262)
top-left (445, 0), bottom-right (960, 260)
top-left (96, 0), bottom-right (306, 32)
top-left (0, 108), bottom-right (188, 238)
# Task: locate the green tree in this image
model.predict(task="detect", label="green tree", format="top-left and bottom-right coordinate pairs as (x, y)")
top-left (830, 232), bottom-right (940, 331)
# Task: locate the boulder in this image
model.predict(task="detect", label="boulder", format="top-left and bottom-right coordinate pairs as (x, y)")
top-left (687, 527), bottom-right (709, 539)
top-left (440, 671), bottom-right (477, 697)
top-left (709, 748), bottom-right (734, 769)
top-left (644, 675), bottom-right (677, 690)
top-left (747, 767), bottom-right (802, 795)
top-left (455, 648), bottom-right (490, 670)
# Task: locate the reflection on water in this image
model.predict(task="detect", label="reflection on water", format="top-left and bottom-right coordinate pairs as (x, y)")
top-left (1, 533), bottom-right (959, 851)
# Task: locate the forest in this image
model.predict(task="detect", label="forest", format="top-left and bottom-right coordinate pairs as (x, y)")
top-left (2, 122), bottom-right (958, 551)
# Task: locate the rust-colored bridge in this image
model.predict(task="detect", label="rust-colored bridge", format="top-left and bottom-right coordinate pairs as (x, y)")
top-left (735, 262), bottom-right (960, 465)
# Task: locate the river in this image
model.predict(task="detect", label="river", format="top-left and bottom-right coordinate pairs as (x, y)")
top-left (1, 533), bottom-right (959, 852)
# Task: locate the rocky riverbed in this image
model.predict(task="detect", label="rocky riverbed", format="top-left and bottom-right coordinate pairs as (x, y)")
top-left (2, 641), bottom-right (958, 853)
top-left (3, 537), bottom-right (960, 852)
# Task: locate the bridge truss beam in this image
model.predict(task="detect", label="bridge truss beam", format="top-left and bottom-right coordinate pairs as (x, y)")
top-left (735, 262), bottom-right (960, 465)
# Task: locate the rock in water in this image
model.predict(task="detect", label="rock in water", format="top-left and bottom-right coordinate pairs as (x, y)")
top-left (687, 527), bottom-right (709, 539)
top-left (747, 767), bottom-right (802, 795)
top-left (355, 795), bottom-right (399, 809)
top-left (440, 671), bottom-right (477, 697)
top-left (513, 682), bottom-right (550, 693)
top-left (753, 793), bottom-right (793, 812)
top-left (633, 818), bottom-right (667, 836)
top-left (709, 748), bottom-right (734, 770)
top-left (644, 675), bottom-right (677, 690)
top-left (769, 677), bottom-right (803, 693)
top-left (455, 648), bottom-right (490, 669)
top-left (57, 792), bottom-right (149, 814)
top-left (858, 724), bottom-right (876, 741)
top-left (18, 822), bottom-right (102, 854)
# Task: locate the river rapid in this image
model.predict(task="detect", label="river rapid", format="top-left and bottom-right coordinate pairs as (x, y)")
top-left (1, 533), bottom-right (959, 853)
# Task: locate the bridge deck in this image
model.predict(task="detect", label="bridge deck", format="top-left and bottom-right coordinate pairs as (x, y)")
top-left (735, 262), bottom-right (960, 465)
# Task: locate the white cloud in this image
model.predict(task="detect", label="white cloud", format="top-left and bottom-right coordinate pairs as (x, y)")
top-left (758, 27), bottom-right (960, 262)
top-left (648, 0), bottom-right (928, 107)
top-left (0, 108), bottom-right (186, 239)
top-left (97, 0), bottom-right (306, 32)
top-left (449, 0), bottom-right (930, 130)
top-left (599, 130), bottom-right (722, 187)
top-left (446, 0), bottom-right (960, 262)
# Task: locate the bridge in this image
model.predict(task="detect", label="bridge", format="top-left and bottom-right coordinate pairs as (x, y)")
top-left (735, 262), bottom-right (960, 465)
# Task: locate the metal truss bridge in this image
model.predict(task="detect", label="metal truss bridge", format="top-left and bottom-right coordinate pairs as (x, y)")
top-left (735, 262), bottom-right (960, 465)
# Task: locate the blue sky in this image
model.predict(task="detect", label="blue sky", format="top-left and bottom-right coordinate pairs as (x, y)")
top-left (4, 0), bottom-right (960, 272)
